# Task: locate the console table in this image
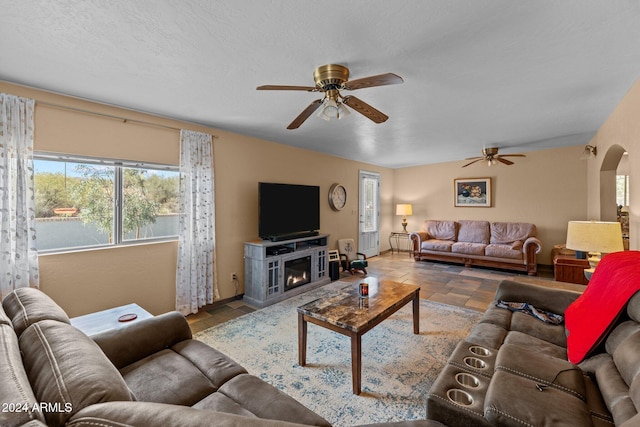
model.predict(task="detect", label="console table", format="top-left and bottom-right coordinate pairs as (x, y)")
top-left (244, 234), bottom-right (331, 307)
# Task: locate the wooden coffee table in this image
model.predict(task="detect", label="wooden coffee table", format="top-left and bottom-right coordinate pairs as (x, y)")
top-left (297, 278), bottom-right (420, 394)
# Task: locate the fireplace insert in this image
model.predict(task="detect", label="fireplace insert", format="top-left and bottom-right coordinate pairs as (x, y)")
top-left (284, 256), bottom-right (312, 291)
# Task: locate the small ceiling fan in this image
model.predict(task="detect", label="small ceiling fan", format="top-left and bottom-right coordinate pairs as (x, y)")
top-left (257, 64), bottom-right (403, 129)
top-left (462, 147), bottom-right (526, 167)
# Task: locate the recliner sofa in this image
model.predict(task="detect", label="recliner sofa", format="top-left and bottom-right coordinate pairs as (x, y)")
top-left (1, 287), bottom-right (441, 427)
top-left (426, 250), bottom-right (640, 426)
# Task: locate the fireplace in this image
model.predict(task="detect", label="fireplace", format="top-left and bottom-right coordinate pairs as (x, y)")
top-left (284, 256), bottom-right (312, 291)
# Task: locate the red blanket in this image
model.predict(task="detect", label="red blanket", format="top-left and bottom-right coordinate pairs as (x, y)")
top-left (565, 250), bottom-right (640, 364)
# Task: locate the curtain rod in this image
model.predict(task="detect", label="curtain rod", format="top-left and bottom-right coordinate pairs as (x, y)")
top-left (36, 100), bottom-right (218, 137)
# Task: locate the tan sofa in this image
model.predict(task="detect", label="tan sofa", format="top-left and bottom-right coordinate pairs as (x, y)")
top-left (1, 287), bottom-right (442, 427)
top-left (410, 220), bottom-right (542, 275)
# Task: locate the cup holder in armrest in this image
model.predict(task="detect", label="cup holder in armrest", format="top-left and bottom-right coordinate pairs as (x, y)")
top-left (464, 356), bottom-right (487, 370)
top-left (427, 364), bottom-right (489, 425)
top-left (447, 341), bottom-right (497, 378)
top-left (469, 345), bottom-right (492, 357)
top-left (455, 372), bottom-right (481, 389)
top-left (447, 388), bottom-right (474, 406)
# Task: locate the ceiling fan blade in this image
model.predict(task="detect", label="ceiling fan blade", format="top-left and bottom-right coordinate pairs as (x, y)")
top-left (257, 85), bottom-right (319, 92)
top-left (496, 157), bottom-right (515, 165)
top-left (286, 99), bottom-right (323, 130)
top-left (462, 159), bottom-right (483, 168)
top-left (464, 156), bottom-right (483, 160)
top-left (343, 73), bottom-right (404, 90)
top-left (498, 154), bottom-right (526, 158)
top-left (342, 96), bottom-right (388, 123)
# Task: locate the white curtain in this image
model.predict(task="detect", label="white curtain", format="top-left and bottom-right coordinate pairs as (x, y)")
top-left (176, 130), bottom-right (218, 315)
top-left (0, 93), bottom-right (39, 299)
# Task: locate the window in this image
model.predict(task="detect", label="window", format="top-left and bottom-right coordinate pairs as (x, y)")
top-left (616, 174), bottom-right (629, 207)
top-left (34, 154), bottom-right (180, 252)
top-left (361, 176), bottom-right (379, 233)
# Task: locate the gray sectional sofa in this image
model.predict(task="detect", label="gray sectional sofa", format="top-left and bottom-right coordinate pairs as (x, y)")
top-left (1, 287), bottom-right (441, 427)
top-left (426, 250), bottom-right (640, 426)
top-left (410, 220), bottom-right (542, 275)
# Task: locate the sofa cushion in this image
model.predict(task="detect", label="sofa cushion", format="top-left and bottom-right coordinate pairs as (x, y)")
top-left (217, 374), bottom-right (331, 426)
top-left (484, 370), bottom-right (592, 427)
top-left (503, 331), bottom-right (567, 359)
top-left (120, 339), bottom-right (247, 406)
top-left (595, 355), bottom-right (637, 425)
top-left (120, 348), bottom-right (217, 406)
top-left (19, 320), bottom-right (133, 427)
top-left (565, 251), bottom-right (640, 364)
top-left (495, 343), bottom-right (585, 401)
top-left (421, 240), bottom-right (454, 252)
top-left (0, 323), bottom-right (46, 426)
top-left (172, 339), bottom-right (247, 389)
top-left (451, 242), bottom-right (485, 256)
top-left (605, 321), bottom-right (640, 357)
top-left (484, 242), bottom-right (523, 259)
top-left (457, 220), bottom-right (490, 244)
top-left (489, 222), bottom-right (535, 244)
top-left (508, 311), bottom-right (567, 348)
top-left (424, 220), bottom-right (457, 241)
top-left (628, 292), bottom-right (640, 322)
top-left (2, 287), bottom-right (70, 336)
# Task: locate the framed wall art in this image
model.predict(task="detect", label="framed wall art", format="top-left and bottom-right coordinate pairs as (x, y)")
top-left (454, 178), bottom-right (492, 207)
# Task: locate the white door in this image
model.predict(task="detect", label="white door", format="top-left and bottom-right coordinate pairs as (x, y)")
top-left (358, 170), bottom-right (380, 258)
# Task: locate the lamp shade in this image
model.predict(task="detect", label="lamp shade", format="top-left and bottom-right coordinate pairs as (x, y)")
top-left (566, 221), bottom-right (624, 253)
top-left (396, 204), bottom-right (413, 216)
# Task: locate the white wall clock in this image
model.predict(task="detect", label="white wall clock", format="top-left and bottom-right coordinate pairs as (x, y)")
top-left (329, 183), bottom-right (347, 211)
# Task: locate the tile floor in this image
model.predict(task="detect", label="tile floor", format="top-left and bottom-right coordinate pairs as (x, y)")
top-left (186, 251), bottom-right (584, 334)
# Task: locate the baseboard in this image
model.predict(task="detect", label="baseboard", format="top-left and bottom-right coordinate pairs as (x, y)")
top-left (198, 294), bottom-right (245, 312)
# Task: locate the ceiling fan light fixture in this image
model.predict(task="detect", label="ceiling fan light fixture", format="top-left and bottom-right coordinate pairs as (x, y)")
top-left (338, 103), bottom-right (350, 119)
top-left (317, 98), bottom-right (350, 121)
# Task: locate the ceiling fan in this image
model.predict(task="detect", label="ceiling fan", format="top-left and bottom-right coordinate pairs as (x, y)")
top-left (256, 64), bottom-right (404, 129)
top-left (462, 147), bottom-right (526, 167)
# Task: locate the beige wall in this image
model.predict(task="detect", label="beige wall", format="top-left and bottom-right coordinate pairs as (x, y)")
top-left (0, 81), bottom-right (392, 316)
top-left (212, 131), bottom-right (394, 308)
top-left (587, 77), bottom-right (640, 250)
top-left (392, 146), bottom-right (589, 264)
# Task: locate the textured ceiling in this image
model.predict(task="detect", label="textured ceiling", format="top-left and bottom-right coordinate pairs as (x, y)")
top-left (2, 1), bottom-right (640, 168)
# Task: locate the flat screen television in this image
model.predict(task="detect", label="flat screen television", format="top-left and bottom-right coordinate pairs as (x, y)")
top-left (259, 182), bottom-right (320, 241)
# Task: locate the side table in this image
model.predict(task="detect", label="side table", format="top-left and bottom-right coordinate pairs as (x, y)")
top-left (70, 303), bottom-right (153, 336)
top-left (553, 255), bottom-right (589, 285)
top-left (389, 231), bottom-right (411, 255)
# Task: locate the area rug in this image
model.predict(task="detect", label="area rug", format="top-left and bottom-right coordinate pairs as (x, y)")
top-left (194, 281), bottom-right (483, 426)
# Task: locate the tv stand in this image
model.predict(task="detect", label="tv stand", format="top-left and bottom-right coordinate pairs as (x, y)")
top-left (244, 234), bottom-right (330, 307)
top-left (266, 230), bottom-right (319, 242)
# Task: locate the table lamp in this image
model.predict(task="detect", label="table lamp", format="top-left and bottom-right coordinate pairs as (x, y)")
top-left (396, 204), bottom-right (413, 232)
top-left (565, 220), bottom-right (624, 270)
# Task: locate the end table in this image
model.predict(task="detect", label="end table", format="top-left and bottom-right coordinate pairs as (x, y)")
top-left (389, 231), bottom-right (411, 255)
top-left (553, 255), bottom-right (589, 285)
top-left (70, 303), bottom-right (153, 336)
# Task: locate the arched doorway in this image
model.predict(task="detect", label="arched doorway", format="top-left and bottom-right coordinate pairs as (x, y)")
top-left (600, 144), bottom-right (629, 248)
